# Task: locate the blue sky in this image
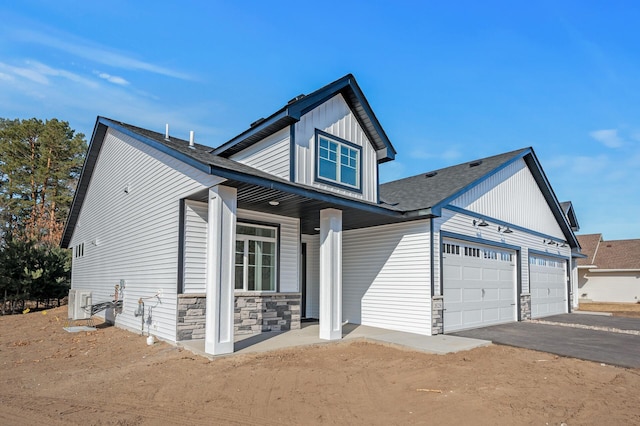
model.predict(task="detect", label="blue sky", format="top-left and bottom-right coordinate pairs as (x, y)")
top-left (1, 1), bottom-right (639, 240)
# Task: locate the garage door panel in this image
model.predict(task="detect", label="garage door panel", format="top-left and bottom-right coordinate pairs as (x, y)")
top-left (463, 266), bottom-right (482, 280)
top-left (444, 264), bottom-right (462, 279)
top-left (443, 239), bottom-right (516, 333)
top-left (530, 255), bottom-right (567, 318)
top-left (463, 288), bottom-right (482, 302)
top-left (483, 268), bottom-right (498, 281)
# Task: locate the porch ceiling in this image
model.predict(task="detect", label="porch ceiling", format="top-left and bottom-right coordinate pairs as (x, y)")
top-left (188, 181), bottom-right (419, 235)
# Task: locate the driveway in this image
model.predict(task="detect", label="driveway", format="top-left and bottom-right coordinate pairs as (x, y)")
top-left (452, 314), bottom-right (640, 368)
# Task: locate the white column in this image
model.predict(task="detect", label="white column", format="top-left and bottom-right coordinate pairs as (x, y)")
top-left (319, 208), bottom-right (342, 340)
top-left (205, 185), bottom-right (237, 355)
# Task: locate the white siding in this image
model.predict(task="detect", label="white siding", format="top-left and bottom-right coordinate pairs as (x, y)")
top-left (69, 128), bottom-right (223, 342)
top-left (302, 234), bottom-right (320, 318)
top-left (236, 208), bottom-right (300, 292)
top-left (342, 220), bottom-right (431, 335)
top-left (183, 200), bottom-right (208, 294)
top-left (435, 209), bottom-right (571, 295)
top-left (578, 271), bottom-right (640, 303)
top-left (294, 94), bottom-right (378, 202)
top-left (230, 128), bottom-right (290, 179)
top-left (451, 159), bottom-right (565, 239)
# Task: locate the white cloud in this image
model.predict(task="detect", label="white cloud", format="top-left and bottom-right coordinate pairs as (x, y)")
top-left (95, 72), bottom-right (129, 86)
top-left (0, 60), bottom-right (99, 88)
top-left (589, 129), bottom-right (624, 148)
top-left (14, 28), bottom-right (192, 81)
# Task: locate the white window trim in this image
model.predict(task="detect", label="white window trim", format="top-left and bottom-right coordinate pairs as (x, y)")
top-left (235, 222), bottom-right (278, 292)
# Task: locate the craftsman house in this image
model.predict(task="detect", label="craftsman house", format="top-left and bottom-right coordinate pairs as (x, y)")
top-left (61, 74), bottom-right (580, 355)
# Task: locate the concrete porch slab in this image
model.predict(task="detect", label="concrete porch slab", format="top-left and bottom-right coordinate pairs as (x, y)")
top-left (178, 322), bottom-right (490, 358)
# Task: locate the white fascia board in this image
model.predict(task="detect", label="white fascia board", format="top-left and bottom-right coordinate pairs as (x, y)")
top-left (587, 268), bottom-right (640, 273)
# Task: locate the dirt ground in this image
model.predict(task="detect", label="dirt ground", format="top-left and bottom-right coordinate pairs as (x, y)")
top-left (578, 302), bottom-right (640, 318)
top-left (1, 307), bottom-right (640, 425)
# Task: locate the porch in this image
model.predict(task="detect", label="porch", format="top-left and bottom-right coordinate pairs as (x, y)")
top-left (178, 321), bottom-right (490, 357)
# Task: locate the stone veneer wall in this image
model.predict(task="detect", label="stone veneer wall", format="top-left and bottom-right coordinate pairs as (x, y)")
top-left (431, 296), bottom-right (444, 335)
top-left (177, 293), bottom-right (301, 341)
top-left (520, 293), bottom-right (531, 320)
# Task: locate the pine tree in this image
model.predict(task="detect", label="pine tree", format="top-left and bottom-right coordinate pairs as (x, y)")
top-left (0, 118), bottom-right (86, 245)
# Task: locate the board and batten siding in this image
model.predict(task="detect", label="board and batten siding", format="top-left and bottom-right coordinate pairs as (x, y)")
top-left (451, 159), bottom-right (565, 239)
top-left (294, 94), bottom-right (378, 203)
top-left (183, 200), bottom-right (208, 294)
top-left (342, 220), bottom-right (431, 335)
top-left (237, 208), bottom-right (300, 293)
top-left (435, 209), bottom-right (571, 296)
top-left (68, 128), bottom-right (222, 342)
top-left (229, 128), bottom-right (290, 179)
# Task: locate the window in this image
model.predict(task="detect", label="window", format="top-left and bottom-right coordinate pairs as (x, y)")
top-left (74, 243), bottom-right (84, 258)
top-left (316, 131), bottom-right (361, 190)
top-left (235, 223), bottom-right (278, 292)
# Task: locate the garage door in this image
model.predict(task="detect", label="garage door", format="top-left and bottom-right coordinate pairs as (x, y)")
top-left (443, 240), bottom-right (517, 333)
top-left (529, 255), bottom-right (567, 318)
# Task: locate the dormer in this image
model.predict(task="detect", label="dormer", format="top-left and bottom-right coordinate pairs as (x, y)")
top-left (212, 74), bottom-right (396, 203)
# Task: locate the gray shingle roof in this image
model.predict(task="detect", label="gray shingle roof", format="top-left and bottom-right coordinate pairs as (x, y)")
top-left (379, 148), bottom-right (529, 212)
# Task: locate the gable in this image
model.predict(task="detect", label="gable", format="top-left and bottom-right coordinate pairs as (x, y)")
top-left (450, 158), bottom-right (565, 238)
top-left (293, 93), bottom-right (378, 203)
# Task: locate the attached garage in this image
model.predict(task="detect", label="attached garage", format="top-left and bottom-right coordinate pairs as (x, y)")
top-left (442, 239), bottom-right (518, 332)
top-left (529, 254), bottom-right (568, 318)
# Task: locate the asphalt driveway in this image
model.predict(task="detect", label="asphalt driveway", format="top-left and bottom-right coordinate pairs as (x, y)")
top-left (452, 314), bottom-right (640, 368)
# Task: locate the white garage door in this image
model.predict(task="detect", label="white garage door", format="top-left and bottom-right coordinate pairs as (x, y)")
top-left (529, 255), bottom-right (567, 318)
top-left (443, 240), bottom-right (517, 333)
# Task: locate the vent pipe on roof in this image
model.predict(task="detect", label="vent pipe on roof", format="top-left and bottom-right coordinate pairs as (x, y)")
top-left (189, 131), bottom-right (195, 149)
top-left (165, 124), bottom-right (170, 141)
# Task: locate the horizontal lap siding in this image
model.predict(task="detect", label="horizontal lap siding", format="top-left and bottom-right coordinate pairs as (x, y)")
top-left (69, 129), bottom-right (222, 342)
top-left (295, 94), bottom-right (378, 203)
top-left (183, 201), bottom-right (208, 294)
top-left (230, 128), bottom-right (290, 179)
top-left (237, 209), bottom-right (300, 293)
top-left (342, 220), bottom-right (431, 335)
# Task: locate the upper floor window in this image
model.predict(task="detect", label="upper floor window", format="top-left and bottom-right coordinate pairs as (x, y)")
top-left (315, 130), bottom-right (361, 191)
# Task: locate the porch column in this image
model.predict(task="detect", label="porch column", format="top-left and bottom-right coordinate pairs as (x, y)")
top-left (319, 208), bottom-right (342, 340)
top-left (205, 185), bottom-right (237, 355)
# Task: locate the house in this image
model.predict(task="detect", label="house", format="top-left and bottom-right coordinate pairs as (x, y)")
top-left (577, 234), bottom-right (640, 303)
top-left (61, 74), bottom-right (580, 355)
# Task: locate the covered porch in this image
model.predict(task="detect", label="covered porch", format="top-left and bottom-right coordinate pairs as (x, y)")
top-left (177, 181), bottom-right (415, 356)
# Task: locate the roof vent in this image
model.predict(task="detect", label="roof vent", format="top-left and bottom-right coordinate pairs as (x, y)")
top-left (250, 117), bottom-right (266, 128)
top-left (425, 171), bottom-right (438, 178)
top-left (469, 160), bottom-right (483, 167)
top-left (189, 131), bottom-right (195, 149)
top-left (287, 94), bottom-right (306, 104)
top-left (165, 123), bottom-right (170, 141)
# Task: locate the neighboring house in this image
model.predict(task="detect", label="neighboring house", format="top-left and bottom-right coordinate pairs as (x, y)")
top-left (61, 74), bottom-right (580, 355)
top-left (577, 234), bottom-right (640, 303)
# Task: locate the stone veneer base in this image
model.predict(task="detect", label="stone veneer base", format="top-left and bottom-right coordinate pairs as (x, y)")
top-left (177, 293), bottom-right (301, 341)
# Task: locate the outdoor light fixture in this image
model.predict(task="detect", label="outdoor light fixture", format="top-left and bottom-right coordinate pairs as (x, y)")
top-left (268, 200), bottom-right (280, 206)
top-left (473, 219), bottom-right (489, 227)
top-left (498, 226), bottom-right (513, 234)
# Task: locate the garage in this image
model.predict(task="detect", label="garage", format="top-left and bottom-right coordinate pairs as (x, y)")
top-left (529, 254), bottom-right (567, 318)
top-left (442, 239), bottom-right (517, 332)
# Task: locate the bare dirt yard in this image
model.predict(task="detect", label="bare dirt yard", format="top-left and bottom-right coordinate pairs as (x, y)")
top-left (1, 307), bottom-right (640, 425)
top-left (578, 302), bottom-right (640, 318)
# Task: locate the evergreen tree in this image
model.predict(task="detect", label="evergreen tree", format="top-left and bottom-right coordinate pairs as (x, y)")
top-left (0, 118), bottom-right (86, 245)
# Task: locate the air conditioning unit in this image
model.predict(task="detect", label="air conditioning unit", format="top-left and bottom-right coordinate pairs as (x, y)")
top-left (68, 289), bottom-right (93, 320)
